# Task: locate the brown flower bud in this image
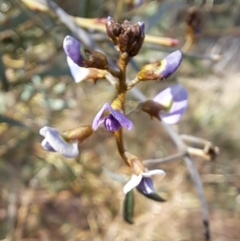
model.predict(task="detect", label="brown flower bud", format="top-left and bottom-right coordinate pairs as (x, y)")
top-left (105, 17), bottom-right (145, 57)
top-left (106, 17), bottom-right (122, 46)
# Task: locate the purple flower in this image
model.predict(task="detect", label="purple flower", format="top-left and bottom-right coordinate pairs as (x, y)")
top-left (92, 103), bottom-right (133, 132)
top-left (159, 50), bottom-right (182, 79)
top-left (153, 84), bottom-right (188, 124)
top-left (63, 35), bottom-right (85, 66)
top-left (136, 177), bottom-right (154, 194)
top-left (123, 169), bottom-right (165, 194)
top-left (136, 177), bottom-right (166, 202)
top-left (39, 126), bottom-right (79, 158)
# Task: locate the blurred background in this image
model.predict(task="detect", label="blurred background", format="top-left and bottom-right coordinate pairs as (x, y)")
top-left (0, 0), bottom-right (240, 240)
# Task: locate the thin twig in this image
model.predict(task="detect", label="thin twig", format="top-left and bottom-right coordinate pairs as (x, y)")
top-left (143, 151), bottom-right (186, 167)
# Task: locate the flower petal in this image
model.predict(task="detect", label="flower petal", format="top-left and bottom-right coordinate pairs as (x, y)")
top-left (108, 106), bottom-right (133, 130)
top-left (123, 174), bottom-right (142, 194)
top-left (63, 35), bottom-right (83, 65)
top-left (67, 57), bottom-right (90, 83)
top-left (136, 177), bottom-right (154, 194)
top-left (154, 85), bottom-right (188, 124)
top-left (40, 126), bottom-right (79, 158)
top-left (160, 100), bottom-right (188, 124)
top-left (160, 50), bottom-right (182, 78)
top-left (142, 169), bottom-right (166, 178)
top-left (92, 103), bottom-right (110, 131)
top-left (41, 138), bottom-right (56, 152)
top-left (104, 114), bottom-right (121, 132)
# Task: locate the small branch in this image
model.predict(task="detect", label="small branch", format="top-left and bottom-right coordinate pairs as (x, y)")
top-left (180, 134), bottom-right (212, 146)
top-left (183, 155), bottom-right (210, 241)
top-left (143, 151), bottom-right (186, 167)
top-left (187, 147), bottom-right (212, 161)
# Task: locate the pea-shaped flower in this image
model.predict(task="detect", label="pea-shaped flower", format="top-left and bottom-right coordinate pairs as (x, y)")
top-left (154, 84), bottom-right (188, 124)
top-left (123, 169), bottom-right (165, 194)
top-left (140, 84), bottom-right (188, 124)
top-left (92, 103), bottom-right (133, 132)
top-left (63, 35), bottom-right (108, 70)
top-left (40, 126), bottom-right (79, 158)
top-left (136, 177), bottom-right (166, 201)
top-left (138, 50), bottom-right (183, 81)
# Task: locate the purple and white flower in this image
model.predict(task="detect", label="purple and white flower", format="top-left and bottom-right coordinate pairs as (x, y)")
top-left (39, 126), bottom-right (79, 158)
top-left (123, 169), bottom-right (165, 194)
top-left (92, 103), bottom-right (133, 132)
top-left (154, 84), bottom-right (188, 124)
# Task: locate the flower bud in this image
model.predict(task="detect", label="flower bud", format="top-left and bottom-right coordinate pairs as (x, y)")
top-left (138, 50), bottom-right (182, 80)
top-left (63, 35), bottom-right (109, 70)
top-left (118, 20), bottom-right (145, 56)
top-left (106, 18), bottom-right (145, 57)
top-left (106, 16), bottom-right (122, 46)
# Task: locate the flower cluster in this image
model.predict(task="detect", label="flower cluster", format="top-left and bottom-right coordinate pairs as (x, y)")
top-left (39, 17), bottom-right (188, 223)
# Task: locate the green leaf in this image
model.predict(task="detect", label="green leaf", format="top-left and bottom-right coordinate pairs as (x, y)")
top-left (123, 190), bottom-right (134, 224)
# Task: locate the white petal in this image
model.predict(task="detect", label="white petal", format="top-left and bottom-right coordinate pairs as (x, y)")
top-left (39, 126), bottom-right (53, 137)
top-left (160, 114), bottom-right (181, 124)
top-left (169, 100), bottom-right (188, 113)
top-left (142, 169), bottom-right (166, 178)
top-left (157, 93), bottom-right (173, 109)
top-left (46, 130), bottom-right (79, 158)
top-left (67, 57), bottom-right (89, 83)
top-left (123, 174), bottom-right (142, 194)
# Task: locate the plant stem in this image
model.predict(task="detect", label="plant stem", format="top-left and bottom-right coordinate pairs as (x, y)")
top-left (114, 52), bottom-right (129, 165)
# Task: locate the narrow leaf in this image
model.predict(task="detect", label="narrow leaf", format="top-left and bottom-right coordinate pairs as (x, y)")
top-left (123, 190), bottom-right (134, 224)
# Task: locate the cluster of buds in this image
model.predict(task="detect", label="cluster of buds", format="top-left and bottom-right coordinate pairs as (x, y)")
top-left (106, 17), bottom-right (145, 56)
top-left (39, 17), bottom-right (188, 223)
